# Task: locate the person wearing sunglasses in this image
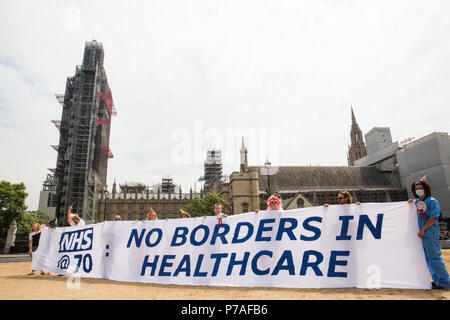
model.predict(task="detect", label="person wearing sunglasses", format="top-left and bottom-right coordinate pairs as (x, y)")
top-left (267, 193), bottom-right (283, 211)
top-left (324, 191), bottom-right (360, 207)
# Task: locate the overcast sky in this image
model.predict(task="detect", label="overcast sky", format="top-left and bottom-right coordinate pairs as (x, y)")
top-left (1, 0), bottom-right (449, 210)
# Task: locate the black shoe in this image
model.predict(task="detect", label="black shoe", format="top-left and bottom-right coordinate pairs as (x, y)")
top-left (431, 281), bottom-right (437, 289)
top-left (432, 284), bottom-right (449, 290)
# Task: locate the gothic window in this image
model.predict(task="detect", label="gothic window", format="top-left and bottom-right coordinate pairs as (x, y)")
top-left (296, 198), bottom-right (304, 208)
top-left (242, 202), bottom-right (249, 213)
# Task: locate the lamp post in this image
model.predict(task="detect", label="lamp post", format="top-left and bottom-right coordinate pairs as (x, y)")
top-left (264, 157), bottom-right (271, 197)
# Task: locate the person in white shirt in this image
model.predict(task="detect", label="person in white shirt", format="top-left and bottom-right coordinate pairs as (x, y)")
top-left (214, 203), bottom-right (228, 229)
top-left (27, 223), bottom-right (43, 275)
top-left (67, 206), bottom-right (86, 226)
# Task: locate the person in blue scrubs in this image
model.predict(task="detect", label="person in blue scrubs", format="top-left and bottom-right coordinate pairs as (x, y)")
top-left (408, 180), bottom-right (450, 290)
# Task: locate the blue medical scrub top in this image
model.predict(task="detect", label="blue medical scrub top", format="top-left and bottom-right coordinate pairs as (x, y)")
top-left (414, 196), bottom-right (440, 239)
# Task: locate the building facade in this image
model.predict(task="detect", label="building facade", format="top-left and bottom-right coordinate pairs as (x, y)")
top-left (355, 130), bottom-right (450, 218)
top-left (38, 174), bottom-right (57, 218)
top-left (222, 138), bottom-right (407, 215)
top-left (52, 40), bottom-right (115, 224)
top-left (98, 180), bottom-right (202, 221)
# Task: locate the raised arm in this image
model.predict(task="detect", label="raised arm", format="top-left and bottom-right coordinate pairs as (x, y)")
top-left (67, 206), bottom-right (73, 226)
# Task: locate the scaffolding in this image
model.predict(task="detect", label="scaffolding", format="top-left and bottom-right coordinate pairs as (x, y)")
top-left (51, 120), bottom-right (62, 130)
top-left (161, 176), bottom-right (176, 194)
top-left (101, 146), bottom-right (114, 158)
top-left (51, 40), bottom-right (116, 224)
top-left (55, 94), bottom-right (65, 106)
top-left (199, 149), bottom-right (223, 193)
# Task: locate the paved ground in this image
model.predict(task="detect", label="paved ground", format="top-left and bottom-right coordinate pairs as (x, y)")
top-left (0, 250), bottom-right (449, 300)
top-left (0, 254), bottom-right (31, 263)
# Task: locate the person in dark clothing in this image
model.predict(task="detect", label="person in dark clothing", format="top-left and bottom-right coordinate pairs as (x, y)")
top-left (27, 223), bottom-right (43, 276)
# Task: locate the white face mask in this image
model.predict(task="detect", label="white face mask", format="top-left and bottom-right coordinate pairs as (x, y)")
top-left (416, 189), bottom-right (425, 197)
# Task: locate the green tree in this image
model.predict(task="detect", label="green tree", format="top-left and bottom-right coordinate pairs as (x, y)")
top-left (182, 191), bottom-right (230, 217)
top-left (16, 210), bottom-right (52, 235)
top-left (0, 181), bottom-right (28, 239)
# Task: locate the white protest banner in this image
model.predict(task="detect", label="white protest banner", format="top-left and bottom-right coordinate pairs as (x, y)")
top-left (31, 202), bottom-right (431, 289)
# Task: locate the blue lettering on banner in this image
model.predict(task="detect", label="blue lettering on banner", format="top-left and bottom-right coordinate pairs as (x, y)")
top-left (127, 229), bottom-right (146, 248)
top-left (190, 225), bottom-right (209, 246)
top-left (357, 214), bottom-right (384, 240)
top-left (272, 250), bottom-right (295, 275)
top-left (211, 253), bottom-right (228, 276)
top-left (232, 222), bottom-right (254, 244)
top-left (141, 255), bottom-right (159, 276)
top-left (194, 254), bottom-right (208, 277)
top-left (173, 255), bottom-right (191, 277)
top-left (127, 228), bottom-right (163, 248)
top-left (59, 228), bottom-right (93, 253)
top-left (159, 255), bottom-right (176, 276)
top-left (227, 252), bottom-right (250, 276)
top-left (276, 218), bottom-right (298, 241)
top-left (251, 250), bottom-right (273, 275)
top-left (336, 216), bottom-right (354, 240)
top-left (300, 250), bottom-right (324, 276)
top-left (133, 211), bottom-right (384, 280)
top-left (171, 227), bottom-right (188, 247)
top-left (210, 224), bottom-right (230, 245)
top-left (327, 251), bottom-right (350, 277)
top-left (145, 228), bottom-right (163, 247)
top-left (139, 250), bottom-right (353, 279)
top-left (255, 219), bottom-right (276, 242)
top-left (57, 255), bottom-right (70, 269)
top-left (300, 217), bottom-right (322, 241)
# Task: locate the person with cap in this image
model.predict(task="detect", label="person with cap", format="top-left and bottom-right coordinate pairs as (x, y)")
top-left (408, 177), bottom-right (450, 290)
top-left (179, 209), bottom-right (191, 219)
top-left (145, 207), bottom-right (158, 220)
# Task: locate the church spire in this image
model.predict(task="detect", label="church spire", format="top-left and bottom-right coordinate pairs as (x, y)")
top-left (347, 106), bottom-right (367, 166)
top-left (351, 105), bottom-right (357, 125)
top-left (240, 137), bottom-right (248, 173)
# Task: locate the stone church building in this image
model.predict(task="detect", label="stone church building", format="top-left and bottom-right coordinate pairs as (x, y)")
top-left (221, 109), bottom-right (408, 215)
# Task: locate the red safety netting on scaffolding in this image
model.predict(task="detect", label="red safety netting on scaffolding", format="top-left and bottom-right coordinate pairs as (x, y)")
top-left (101, 146), bottom-right (114, 158)
top-left (99, 92), bottom-right (117, 116)
top-left (96, 118), bottom-right (111, 125)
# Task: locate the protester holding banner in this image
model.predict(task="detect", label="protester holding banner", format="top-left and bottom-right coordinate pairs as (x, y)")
top-left (214, 203), bottom-right (227, 228)
top-left (267, 193), bottom-right (283, 211)
top-left (146, 208), bottom-right (158, 220)
top-left (27, 223), bottom-right (43, 276)
top-left (408, 179), bottom-right (450, 290)
top-left (67, 206), bottom-right (85, 226)
top-left (324, 191), bottom-right (360, 207)
top-left (179, 209), bottom-right (191, 218)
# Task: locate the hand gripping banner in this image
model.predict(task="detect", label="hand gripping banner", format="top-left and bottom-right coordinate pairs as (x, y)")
top-left (32, 202), bottom-right (431, 289)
